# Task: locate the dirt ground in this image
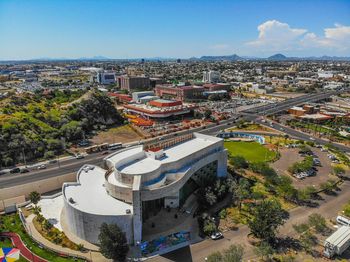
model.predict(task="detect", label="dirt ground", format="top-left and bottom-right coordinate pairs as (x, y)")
top-left (91, 124), bottom-right (144, 145)
top-left (271, 147), bottom-right (334, 189)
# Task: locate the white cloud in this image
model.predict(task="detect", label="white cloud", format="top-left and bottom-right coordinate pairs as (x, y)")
top-left (301, 24), bottom-right (350, 51)
top-left (247, 20), bottom-right (350, 55)
top-left (247, 20), bottom-right (307, 51)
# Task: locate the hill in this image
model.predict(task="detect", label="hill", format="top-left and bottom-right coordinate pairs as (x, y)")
top-left (267, 54), bottom-right (288, 61)
top-left (0, 90), bottom-right (123, 167)
top-left (199, 54), bottom-right (243, 61)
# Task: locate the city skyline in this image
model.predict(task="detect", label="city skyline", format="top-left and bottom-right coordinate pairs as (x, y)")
top-left (0, 0), bottom-right (350, 60)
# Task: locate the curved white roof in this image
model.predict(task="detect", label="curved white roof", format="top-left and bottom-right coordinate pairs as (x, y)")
top-left (63, 165), bottom-right (132, 216)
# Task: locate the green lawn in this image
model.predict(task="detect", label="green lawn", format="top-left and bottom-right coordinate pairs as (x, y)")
top-left (224, 141), bottom-right (277, 163)
top-left (0, 214), bottom-right (85, 262)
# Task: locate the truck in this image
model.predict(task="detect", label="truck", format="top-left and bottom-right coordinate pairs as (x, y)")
top-left (324, 225), bottom-right (350, 258)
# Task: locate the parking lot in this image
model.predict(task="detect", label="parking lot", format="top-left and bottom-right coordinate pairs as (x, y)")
top-left (271, 147), bottom-right (334, 189)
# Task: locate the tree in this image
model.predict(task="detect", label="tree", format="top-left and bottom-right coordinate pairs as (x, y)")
top-left (333, 166), bottom-right (345, 177)
top-left (222, 244), bottom-right (244, 262)
top-left (29, 191), bottom-right (41, 206)
top-left (248, 199), bottom-right (286, 242)
top-left (299, 231), bottom-right (317, 253)
top-left (33, 206), bottom-right (42, 216)
top-left (230, 178), bottom-right (251, 210)
top-left (229, 155), bottom-right (248, 169)
top-left (98, 223), bottom-right (129, 261)
top-left (207, 251), bottom-right (223, 262)
top-left (203, 220), bottom-right (217, 236)
top-left (254, 241), bottom-right (274, 261)
top-left (276, 175), bottom-right (297, 200)
top-left (205, 189), bottom-right (217, 206)
top-left (308, 213), bottom-right (327, 234)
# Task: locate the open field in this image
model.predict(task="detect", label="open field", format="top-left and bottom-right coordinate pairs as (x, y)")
top-left (91, 124), bottom-right (144, 145)
top-left (224, 141), bottom-right (277, 163)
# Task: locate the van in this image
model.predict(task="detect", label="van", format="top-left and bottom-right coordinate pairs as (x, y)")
top-left (336, 215), bottom-right (350, 226)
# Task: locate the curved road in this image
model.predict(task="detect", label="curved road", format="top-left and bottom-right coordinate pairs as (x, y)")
top-left (0, 114), bottom-right (349, 189)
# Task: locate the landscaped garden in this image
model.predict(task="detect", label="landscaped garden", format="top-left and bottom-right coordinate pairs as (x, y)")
top-left (224, 141), bottom-right (278, 163)
top-left (0, 214), bottom-right (85, 262)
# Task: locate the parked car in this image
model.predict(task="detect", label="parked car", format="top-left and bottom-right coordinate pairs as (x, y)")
top-left (20, 168), bottom-right (30, 173)
top-left (49, 159), bottom-right (58, 164)
top-left (75, 154), bottom-right (85, 159)
top-left (211, 232), bottom-right (224, 240)
top-left (10, 167), bottom-right (21, 174)
top-left (0, 170), bottom-right (8, 176)
top-left (37, 164), bottom-right (46, 170)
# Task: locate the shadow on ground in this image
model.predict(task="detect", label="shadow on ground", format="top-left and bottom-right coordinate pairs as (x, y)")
top-left (157, 246), bottom-right (193, 262)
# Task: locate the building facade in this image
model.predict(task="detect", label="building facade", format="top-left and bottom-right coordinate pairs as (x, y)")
top-left (155, 85), bottom-right (205, 101)
top-left (62, 133), bottom-right (227, 245)
top-left (118, 76), bottom-right (150, 92)
top-left (203, 70), bottom-right (220, 83)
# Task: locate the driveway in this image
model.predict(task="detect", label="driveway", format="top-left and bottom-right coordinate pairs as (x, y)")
top-left (150, 180), bottom-right (350, 262)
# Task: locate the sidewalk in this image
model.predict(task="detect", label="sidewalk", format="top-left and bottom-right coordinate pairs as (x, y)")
top-left (25, 214), bottom-right (107, 261)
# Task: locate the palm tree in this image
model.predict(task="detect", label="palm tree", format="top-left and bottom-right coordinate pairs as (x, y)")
top-left (29, 191), bottom-right (41, 207)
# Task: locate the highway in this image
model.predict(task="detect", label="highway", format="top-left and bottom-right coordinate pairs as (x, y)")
top-left (0, 119), bottom-right (237, 189)
top-left (1, 91), bottom-right (349, 189)
top-left (243, 89), bottom-right (347, 115)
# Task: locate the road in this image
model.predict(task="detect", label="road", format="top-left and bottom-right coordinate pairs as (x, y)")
top-left (243, 89), bottom-right (348, 115)
top-left (1, 90), bottom-right (349, 189)
top-left (1, 113), bottom-right (349, 189)
top-left (0, 119), bottom-right (237, 189)
top-left (151, 180), bottom-right (350, 262)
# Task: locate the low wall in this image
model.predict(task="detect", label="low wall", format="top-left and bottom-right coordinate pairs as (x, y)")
top-left (0, 173), bottom-right (76, 205)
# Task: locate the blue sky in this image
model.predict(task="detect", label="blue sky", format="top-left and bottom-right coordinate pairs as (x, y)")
top-left (0, 0), bottom-right (350, 60)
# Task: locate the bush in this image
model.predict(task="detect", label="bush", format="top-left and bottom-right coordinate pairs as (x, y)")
top-left (229, 155), bottom-right (248, 169)
top-left (203, 219), bottom-right (217, 236)
top-left (219, 209), bottom-right (228, 219)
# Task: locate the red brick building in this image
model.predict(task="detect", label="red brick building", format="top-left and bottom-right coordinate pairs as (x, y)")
top-left (155, 85), bottom-right (205, 101)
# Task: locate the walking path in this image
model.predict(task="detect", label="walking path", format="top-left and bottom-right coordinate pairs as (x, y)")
top-left (25, 214), bottom-right (108, 262)
top-left (0, 232), bottom-right (47, 262)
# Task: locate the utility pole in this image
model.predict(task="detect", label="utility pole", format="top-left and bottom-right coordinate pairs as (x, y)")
top-left (22, 147), bottom-right (27, 167)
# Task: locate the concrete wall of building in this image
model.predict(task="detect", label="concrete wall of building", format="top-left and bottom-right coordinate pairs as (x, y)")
top-left (132, 176), bottom-right (142, 244)
top-left (63, 196), bottom-right (133, 245)
top-left (0, 173), bottom-right (76, 201)
top-left (105, 177), bottom-right (133, 203)
top-left (140, 149), bottom-right (227, 201)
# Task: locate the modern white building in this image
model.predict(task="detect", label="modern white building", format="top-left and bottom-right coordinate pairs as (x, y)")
top-left (62, 133), bottom-right (227, 245)
top-left (97, 72), bottom-right (116, 85)
top-left (203, 70), bottom-right (220, 83)
top-left (132, 91), bottom-right (156, 103)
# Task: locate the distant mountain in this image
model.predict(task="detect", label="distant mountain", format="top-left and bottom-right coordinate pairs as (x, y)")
top-left (199, 54), bottom-right (243, 61)
top-left (77, 56), bottom-right (111, 60)
top-left (267, 54), bottom-right (287, 61)
top-left (2, 54), bottom-right (350, 63)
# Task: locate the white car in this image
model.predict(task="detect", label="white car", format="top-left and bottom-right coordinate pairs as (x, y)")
top-left (37, 164), bottom-right (46, 170)
top-left (211, 232), bottom-right (223, 240)
top-left (75, 154), bottom-right (85, 159)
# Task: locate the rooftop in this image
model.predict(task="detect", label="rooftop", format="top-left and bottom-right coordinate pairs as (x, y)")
top-left (63, 165), bottom-right (132, 215)
top-left (115, 134), bottom-right (221, 176)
